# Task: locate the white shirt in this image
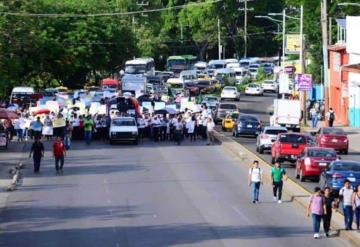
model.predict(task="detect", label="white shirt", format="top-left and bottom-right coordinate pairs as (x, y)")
top-left (339, 187), bottom-right (353, 206)
top-left (186, 120), bottom-right (195, 133)
top-left (249, 167), bottom-right (262, 182)
top-left (206, 121), bottom-right (215, 132)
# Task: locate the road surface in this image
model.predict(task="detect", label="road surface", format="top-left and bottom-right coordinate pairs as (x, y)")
top-left (0, 139), bottom-right (353, 246)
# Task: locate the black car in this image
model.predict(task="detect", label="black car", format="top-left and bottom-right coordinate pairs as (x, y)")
top-left (232, 114), bottom-right (261, 137)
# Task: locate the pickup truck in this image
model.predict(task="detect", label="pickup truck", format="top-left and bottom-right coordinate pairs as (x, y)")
top-left (271, 133), bottom-right (311, 165)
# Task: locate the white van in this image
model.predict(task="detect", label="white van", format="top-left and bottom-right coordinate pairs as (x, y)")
top-left (214, 68), bottom-right (236, 85)
top-left (207, 60), bottom-right (227, 76)
top-left (10, 87), bottom-right (35, 104)
top-left (179, 70), bottom-right (197, 84)
top-left (233, 67), bottom-right (248, 84)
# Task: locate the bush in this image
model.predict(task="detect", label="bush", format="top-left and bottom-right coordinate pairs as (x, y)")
top-left (256, 67), bottom-right (266, 81)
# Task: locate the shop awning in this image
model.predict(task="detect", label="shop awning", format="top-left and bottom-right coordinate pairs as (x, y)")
top-left (342, 63), bottom-right (360, 73)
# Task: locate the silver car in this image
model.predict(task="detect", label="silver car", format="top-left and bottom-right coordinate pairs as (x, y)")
top-left (256, 126), bottom-right (288, 154)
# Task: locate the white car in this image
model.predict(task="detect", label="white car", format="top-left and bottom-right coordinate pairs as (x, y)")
top-left (220, 86), bottom-right (240, 101)
top-left (248, 64), bottom-right (260, 79)
top-left (256, 126), bottom-right (288, 154)
top-left (245, 83), bottom-right (264, 96)
top-left (262, 80), bottom-right (278, 93)
top-left (109, 117), bottom-right (138, 145)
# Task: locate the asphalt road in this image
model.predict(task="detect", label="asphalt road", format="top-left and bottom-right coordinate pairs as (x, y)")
top-left (0, 139), bottom-right (353, 246)
top-left (216, 93), bottom-right (360, 194)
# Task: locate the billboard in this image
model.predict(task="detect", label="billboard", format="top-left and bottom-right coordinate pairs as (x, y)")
top-left (285, 34), bottom-right (301, 54)
top-left (346, 16), bottom-right (360, 55)
top-left (296, 74), bottom-right (312, 91)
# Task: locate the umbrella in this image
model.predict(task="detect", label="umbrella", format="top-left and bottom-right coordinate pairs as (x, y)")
top-left (34, 109), bottom-right (50, 115)
top-left (0, 108), bottom-right (19, 119)
top-left (154, 107), bottom-right (177, 115)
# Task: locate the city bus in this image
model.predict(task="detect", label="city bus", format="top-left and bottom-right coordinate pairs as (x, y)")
top-left (166, 55), bottom-right (197, 74)
top-left (124, 58), bottom-right (155, 77)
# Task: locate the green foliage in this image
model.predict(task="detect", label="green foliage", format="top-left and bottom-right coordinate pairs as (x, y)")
top-left (256, 67), bottom-right (267, 82)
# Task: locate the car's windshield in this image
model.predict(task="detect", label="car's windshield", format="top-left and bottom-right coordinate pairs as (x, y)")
top-left (168, 59), bottom-right (186, 67)
top-left (333, 162), bottom-right (360, 171)
top-left (112, 119), bottom-right (136, 126)
top-left (205, 97), bottom-right (217, 102)
top-left (249, 68), bottom-right (258, 72)
top-left (323, 128), bottom-right (345, 135)
top-left (220, 104), bottom-right (237, 110)
top-left (265, 129), bottom-right (287, 135)
top-left (279, 134), bottom-right (306, 143)
top-left (308, 150), bottom-right (337, 158)
top-left (223, 87), bottom-right (236, 91)
top-left (125, 65), bottom-right (146, 74)
top-left (248, 84), bottom-right (258, 88)
top-left (198, 81), bottom-right (210, 86)
top-left (169, 84), bottom-right (183, 89)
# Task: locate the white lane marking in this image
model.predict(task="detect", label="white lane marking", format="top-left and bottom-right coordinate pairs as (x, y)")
top-left (231, 206), bottom-right (251, 224)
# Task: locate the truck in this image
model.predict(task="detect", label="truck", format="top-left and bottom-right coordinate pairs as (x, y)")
top-left (273, 99), bottom-right (301, 132)
top-left (121, 74), bottom-right (147, 95)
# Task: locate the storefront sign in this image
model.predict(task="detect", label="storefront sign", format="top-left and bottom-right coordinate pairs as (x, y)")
top-left (286, 34), bottom-right (301, 54)
top-left (296, 74), bottom-right (312, 91)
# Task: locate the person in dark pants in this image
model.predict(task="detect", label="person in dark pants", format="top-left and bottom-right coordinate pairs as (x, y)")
top-left (53, 137), bottom-right (66, 175)
top-left (326, 108), bottom-right (336, 127)
top-left (323, 187), bottom-right (338, 237)
top-left (271, 162), bottom-right (287, 204)
top-left (29, 138), bottom-right (44, 173)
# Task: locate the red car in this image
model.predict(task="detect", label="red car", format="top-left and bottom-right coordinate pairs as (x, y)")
top-left (315, 127), bottom-right (349, 154)
top-left (271, 133), bottom-right (311, 165)
top-left (295, 147), bottom-right (337, 182)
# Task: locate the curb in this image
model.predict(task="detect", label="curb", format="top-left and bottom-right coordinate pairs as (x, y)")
top-left (214, 130), bottom-right (360, 246)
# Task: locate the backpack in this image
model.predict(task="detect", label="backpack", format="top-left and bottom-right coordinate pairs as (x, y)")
top-left (329, 112), bottom-right (335, 121)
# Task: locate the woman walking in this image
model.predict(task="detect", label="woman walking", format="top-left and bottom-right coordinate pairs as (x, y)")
top-left (307, 187), bottom-right (326, 239)
top-left (352, 184), bottom-right (360, 231)
top-left (29, 138), bottom-right (44, 173)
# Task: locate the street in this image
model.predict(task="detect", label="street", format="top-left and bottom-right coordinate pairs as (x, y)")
top-left (217, 93), bottom-right (360, 194)
top-left (0, 139), bottom-right (354, 247)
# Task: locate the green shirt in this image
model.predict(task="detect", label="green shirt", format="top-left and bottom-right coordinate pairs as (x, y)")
top-left (271, 167), bottom-right (286, 182)
top-left (84, 119), bottom-right (94, 132)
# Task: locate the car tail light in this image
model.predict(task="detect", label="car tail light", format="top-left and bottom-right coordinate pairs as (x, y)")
top-left (261, 134), bottom-right (268, 139)
top-left (332, 173), bottom-right (343, 179)
top-left (321, 137), bottom-right (327, 142)
top-left (304, 157), bottom-right (311, 166)
top-left (344, 139), bottom-right (348, 143)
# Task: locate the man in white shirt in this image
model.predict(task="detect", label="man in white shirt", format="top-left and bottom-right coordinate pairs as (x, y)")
top-left (206, 116), bottom-right (215, 145)
top-left (340, 179), bottom-right (354, 230)
top-left (248, 160), bottom-right (263, 203)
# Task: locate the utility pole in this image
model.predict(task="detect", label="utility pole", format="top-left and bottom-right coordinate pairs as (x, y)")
top-left (244, 0), bottom-right (248, 58)
top-left (299, 5), bottom-right (307, 125)
top-left (321, 0), bottom-right (329, 115)
top-left (180, 23), bottom-right (183, 42)
top-left (282, 9), bottom-right (286, 71)
top-left (218, 18), bottom-right (222, 60)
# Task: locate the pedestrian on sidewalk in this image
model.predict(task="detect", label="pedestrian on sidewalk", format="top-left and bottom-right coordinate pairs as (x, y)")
top-left (323, 187), bottom-right (338, 237)
top-left (206, 116), bottom-right (215, 145)
top-left (326, 108), bottom-right (336, 127)
top-left (53, 137), bottom-right (66, 175)
top-left (271, 162), bottom-right (287, 204)
top-left (307, 187), bottom-right (326, 239)
top-left (248, 160), bottom-right (263, 203)
top-left (64, 120), bottom-right (73, 150)
top-left (339, 179), bottom-right (354, 230)
top-left (309, 106), bottom-right (318, 128)
top-left (29, 137), bottom-right (44, 173)
top-left (84, 115), bottom-right (94, 145)
top-left (352, 184), bottom-right (360, 230)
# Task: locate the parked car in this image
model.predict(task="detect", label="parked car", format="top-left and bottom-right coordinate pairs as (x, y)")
top-left (201, 95), bottom-right (219, 110)
top-left (232, 114), bottom-right (261, 137)
top-left (319, 160), bottom-right (360, 194)
top-left (245, 83), bottom-right (264, 96)
top-left (222, 112), bottom-right (239, 132)
top-left (213, 103), bottom-right (238, 124)
top-left (261, 80), bottom-right (278, 93)
top-left (109, 117), bottom-right (138, 145)
top-left (220, 86), bottom-right (240, 101)
top-left (256, 126), bottom-right (288, 154)
top-left (295, 147), bottom-right (337, 182)
top-left (271, 133), bottom-right (310, 165)
top-left (314, 127), bottom-right (349, 154)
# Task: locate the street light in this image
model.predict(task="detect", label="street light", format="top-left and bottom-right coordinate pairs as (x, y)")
top-left (268, 12), bottom-right (301, 20)
top-left (254, 15), bottom-right (282, 32)
top-left (338, 2), bottom-right (360, 7)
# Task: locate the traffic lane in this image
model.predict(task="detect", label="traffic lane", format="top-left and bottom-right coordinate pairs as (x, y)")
top-left (0, 140), bottom-right (352, 247)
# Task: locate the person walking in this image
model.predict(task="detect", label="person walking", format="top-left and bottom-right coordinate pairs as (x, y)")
top-left (307, 187), bottom-right (326, 239)
top-left (64, 120), bottom-right (73, 150)
top-left (339, 179), bottom-right (354, 230)
top-left (31, 117), bottom-right (43, 140)
top-left (271, 162), bottom-right (287, 203)
top-left (187, 115), bottom-right (196, 142)
top-left (352, 184), bottom-right (360, 231)
top-left (326, 108), bottom-right (336, 127)
top-left (248, 160), bottom-right (263, 203)
top-left (29, 138), bottom-right (44, 173)
top-left (206, 116), bottom-right (215, 145)
top-left (309, 106), bottom-right (318, 128)
top-left (323, 187), bottom-right (338, 237)
top-left (42, 115), bottom-right (53, 140)
top-left (84, 115), bottom-right (94, 145)
top-left (174, 116), bottom-right (184, 145)
top-left (53, 137), bottom-right (66, 175)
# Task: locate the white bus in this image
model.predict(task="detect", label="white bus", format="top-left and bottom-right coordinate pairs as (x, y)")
top-left (10, 86), bottom-right (35, 105)
top-left (124, 58), bottom-right (155, 77)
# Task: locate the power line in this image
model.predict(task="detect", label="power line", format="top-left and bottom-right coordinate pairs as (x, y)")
top-left (0, 0), bottom-right (223, 18)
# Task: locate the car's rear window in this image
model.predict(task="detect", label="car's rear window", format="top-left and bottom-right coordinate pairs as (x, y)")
top-left (333, 162), bottom-right (360, 171)
top-left (220, 104), bottom-right (237, 110)
top-left (240, 116), bottom-right (259, 122)
top-left (323, 128), bottom-right (345, 135)
top-left (223, 87), bottom-right (236, 91)
top-left (265, 129), bottom-right (287, 135)
top-left (112, 119), bottom-right (136, 126)
top-left (308, 150), bottom-right (337, 158)
top-left (279, 134), bottom-right (306, 143)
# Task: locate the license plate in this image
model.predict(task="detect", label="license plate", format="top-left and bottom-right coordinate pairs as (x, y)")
top-left (319, 163), bottom-right (327, 167)
top-left (347, 177), bottom-right (356, 182)
top-left (247, 124), bottom-right (252, 128)
top-left (332, 139), bottom-right (338, 143)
